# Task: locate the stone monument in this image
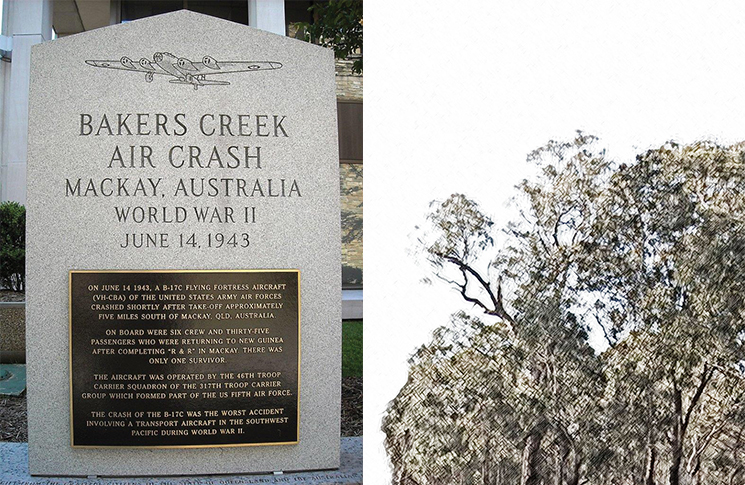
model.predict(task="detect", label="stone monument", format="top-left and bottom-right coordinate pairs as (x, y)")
top-left (26, 10), bottom-right (341, 476)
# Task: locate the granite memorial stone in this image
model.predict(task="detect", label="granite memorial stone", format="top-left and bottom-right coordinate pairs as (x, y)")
top-left (26, 10), bottom-right (340, 476)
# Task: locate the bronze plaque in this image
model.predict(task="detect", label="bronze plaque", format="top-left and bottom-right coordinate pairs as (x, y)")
top-left (69, 270), bottom-right (299, 448)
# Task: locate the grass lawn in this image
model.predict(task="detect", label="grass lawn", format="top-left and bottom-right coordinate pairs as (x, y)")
top-left (342, 320), bottom-right (362, 377)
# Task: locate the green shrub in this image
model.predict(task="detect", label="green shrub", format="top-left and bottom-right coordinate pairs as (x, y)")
top-left (0, 201), bottom-right (25, 291)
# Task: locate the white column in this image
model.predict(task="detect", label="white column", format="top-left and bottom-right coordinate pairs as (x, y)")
top-left (110, 0), bottom-right (121, 26)
top-left (248, 0), bottom-right (285, 36)
top-left (0, 0), bottom-right (52, 203)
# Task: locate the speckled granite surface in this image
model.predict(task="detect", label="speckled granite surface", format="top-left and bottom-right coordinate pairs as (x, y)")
top-left (0, 437), bottom-right (361, 483)
top-left (27, 10), bottom-right (340, 477)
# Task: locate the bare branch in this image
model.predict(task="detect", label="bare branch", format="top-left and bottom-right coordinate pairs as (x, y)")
top-left (593, 312), bottom-right (616, 348)
top-left (683, 364), bottom-right (716, 434)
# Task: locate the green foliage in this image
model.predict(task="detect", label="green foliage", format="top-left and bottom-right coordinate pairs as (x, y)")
top-left (383, 312), bottom-right (524, 484)
top-left (424, 193), bottom-right (494, 266)
top-left (300, 0), bottom-right (363, 74)
top-left (0, 201), bottom-right (25, 292)
top-left (342, 320), bottom-right (362, 377)
top-left (385, 135), bottom-right (745, 485)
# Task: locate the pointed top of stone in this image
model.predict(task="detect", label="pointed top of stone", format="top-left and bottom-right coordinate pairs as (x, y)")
top-left (34, 8), bottom-right (332, 61)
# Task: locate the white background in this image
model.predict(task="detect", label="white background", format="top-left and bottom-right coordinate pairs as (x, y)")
top-left (364, 1), bottom-right (745, 482)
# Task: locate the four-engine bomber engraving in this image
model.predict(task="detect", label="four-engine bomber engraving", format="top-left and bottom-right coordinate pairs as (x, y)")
top-left (86, 52), bottom-right (282, 90)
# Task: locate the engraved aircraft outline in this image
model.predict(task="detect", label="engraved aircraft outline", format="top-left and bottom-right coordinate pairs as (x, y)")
top-left (85, 52), bottom-right (282, 90)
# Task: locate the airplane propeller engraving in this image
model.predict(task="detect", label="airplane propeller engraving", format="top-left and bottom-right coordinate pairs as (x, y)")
top-left (86, 52), bottom-right (282, 90)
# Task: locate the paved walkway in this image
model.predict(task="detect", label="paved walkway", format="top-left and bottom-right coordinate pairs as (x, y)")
top-left (0, 438), bottom-right (361, 484)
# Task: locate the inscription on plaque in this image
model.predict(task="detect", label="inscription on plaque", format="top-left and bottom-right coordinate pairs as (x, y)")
top-left (69, 270), bottom-right (299, 448)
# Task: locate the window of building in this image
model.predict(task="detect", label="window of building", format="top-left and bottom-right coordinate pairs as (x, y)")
top-left (338, 101), bottom-right (362, 162)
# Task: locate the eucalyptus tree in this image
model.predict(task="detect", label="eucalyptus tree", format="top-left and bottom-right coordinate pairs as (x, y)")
top-left (578, 141), bottom-right (745, 484)
top-left (385, 132), bottom-right (610, 485)
top-left (384, 135), bottom-right (745, 485)
top-left (383, 312), bottom-right (524, 484)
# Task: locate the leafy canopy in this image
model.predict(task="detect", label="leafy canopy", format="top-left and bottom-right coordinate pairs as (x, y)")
top-left (300, 1), bottom-right (362, 74)
top-left (384, 134), bottom-right (745, 485)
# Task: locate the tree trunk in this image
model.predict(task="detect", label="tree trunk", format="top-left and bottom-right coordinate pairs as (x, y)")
top-left (669, 388), bottom-right (683, 485)
top-left (669, 367), bottom-right (713, 485)
top-left (566, 450), bottom-right (581, 485)
top-left (554, 438), bottom-right (569, 485)
top-left (729, 465), bottom-right (742, 485)
top-left (687, 454), bottom-right (702, 485)
top-left (669, 439), bottom-right (683, 485)
top-left (482, 434), bottom-right (492, 485)
top-left (644, 446), bottom-right (656, 485)
top-left (520, 422), bottom-right (546, 485)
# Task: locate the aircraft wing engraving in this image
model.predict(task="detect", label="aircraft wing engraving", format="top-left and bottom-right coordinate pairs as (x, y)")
top-left (85, 52), bottom-right (283, 90)
top-left (177, 57), bottom-right (283, 74)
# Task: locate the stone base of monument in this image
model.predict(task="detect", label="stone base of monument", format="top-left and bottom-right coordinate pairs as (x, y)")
top-left (0, 438), bottom-right (362, 484)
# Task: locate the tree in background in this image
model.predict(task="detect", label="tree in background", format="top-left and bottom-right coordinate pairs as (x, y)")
top-left (300, 0), bottom-right (362, 74)
top-left (0, 201), bottom-right (25, 291)
top-left (383, 134), bottom-right (745, 484)
top-left (579, 141), bottom-right (745, 484)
